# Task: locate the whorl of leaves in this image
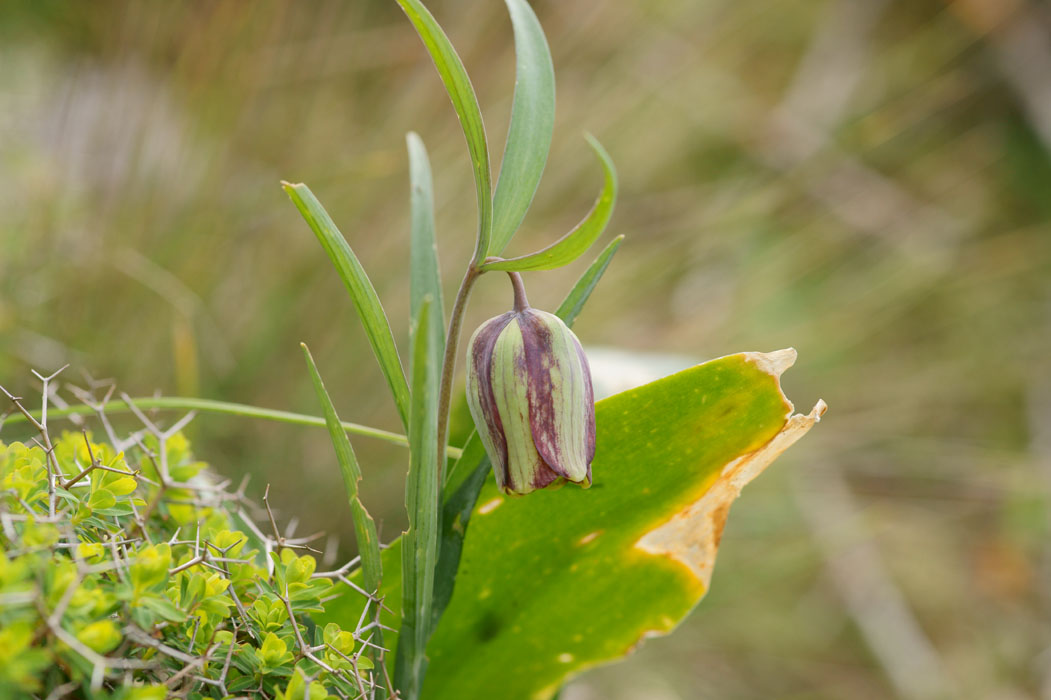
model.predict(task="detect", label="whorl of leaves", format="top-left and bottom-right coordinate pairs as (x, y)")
top-left (0, 373), bottom-right (389, 700)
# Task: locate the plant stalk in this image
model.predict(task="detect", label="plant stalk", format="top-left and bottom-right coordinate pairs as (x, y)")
top-left (508, 271), bottom-right (530, 311)
top-left (435, 264), bottom-right (481, 487)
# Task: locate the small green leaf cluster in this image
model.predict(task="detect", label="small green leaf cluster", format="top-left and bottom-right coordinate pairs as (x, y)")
top-left (0, 431), bottom-right (376, 699)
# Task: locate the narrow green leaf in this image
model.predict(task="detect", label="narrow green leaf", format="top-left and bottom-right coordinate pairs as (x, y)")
top-left (554, 234), bottom-right (624, 326)
top-left (300, 343), bottom-right (383, 596)
top-left (407, 132), bottom-right (445, 349)
top-left (490, 0), bottom-right (556, 256)
top-left (432, 434), bottom-right (489, 628)
top-left (302, 342), bottom-right (387, 697)
top-left (395, 297), bottom-right (441, 698)
top-left (482, 134), bottom-right (617, 271)
top-left (396, 0), bottom-right (492, 260)
top-left (440, 432), bottom-right (488, 501)
top-left (283, 182), bottom-right (410, 429)
top-left (4, 396), bottom-right (455, 454)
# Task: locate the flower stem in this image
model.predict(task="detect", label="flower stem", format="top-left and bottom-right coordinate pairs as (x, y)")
top-left (509, 271), bottom-right (530, 312)
top-left (435, 264), bottom-right (481, 487)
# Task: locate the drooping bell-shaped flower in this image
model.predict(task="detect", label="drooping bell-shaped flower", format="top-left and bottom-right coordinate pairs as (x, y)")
top-left (465, 273), bottom-right (596, 495)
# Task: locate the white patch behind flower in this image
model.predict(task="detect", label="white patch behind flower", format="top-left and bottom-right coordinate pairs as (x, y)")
top-left (585, 347), bottom-right (698, 399)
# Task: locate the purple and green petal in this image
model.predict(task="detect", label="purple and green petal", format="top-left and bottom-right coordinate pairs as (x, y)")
top-left (519, 310), bottom-right (592, 486)
top-left (574, 335), bottom-right (596, 475)
top-left (465, 302), bottom-right (597, 495)
top-left (489, 319), bottom-right (559, 493)
top-left (465, 313), bottom-right (515, 488)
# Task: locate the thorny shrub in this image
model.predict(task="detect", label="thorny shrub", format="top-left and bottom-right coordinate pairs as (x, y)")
top-left (0, 382), bottom-right (386, 699)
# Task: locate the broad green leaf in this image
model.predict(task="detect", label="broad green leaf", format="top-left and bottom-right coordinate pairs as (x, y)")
top-left (396, 0), bottom-right (492, 260)
top-left (407, 132), bottom-right (445, 349)
top-left (283, 182), bottom-right (411, 429)
top-left (554, 234), bottom-right (624, 326)
top-left (300, 344), bottom-right (382, 596)
top-left (395, 297), bottom-right (441, 698)
top-left (432, 238), bottom-right (624, 627)
top-left (320, 350), bottom-right (825, 700)
top-left (490, 0), bottom-right (556, 256)
top-left (482, 135), bottom-right (617, 271)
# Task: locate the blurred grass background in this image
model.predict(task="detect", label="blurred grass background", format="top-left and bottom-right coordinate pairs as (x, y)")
top-left (2, 0), bottom-right (1050, 697)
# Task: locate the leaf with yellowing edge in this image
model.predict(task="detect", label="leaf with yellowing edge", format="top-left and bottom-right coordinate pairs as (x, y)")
top-left (318, 348), bottom-right (825, 700)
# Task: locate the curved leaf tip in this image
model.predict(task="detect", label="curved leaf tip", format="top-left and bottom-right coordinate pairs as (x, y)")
top-left (481, 133), bottom-right (617, 272)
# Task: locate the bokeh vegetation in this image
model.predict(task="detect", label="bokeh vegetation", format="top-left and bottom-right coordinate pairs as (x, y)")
top-left (2, 0), bottom-right (1049, 697)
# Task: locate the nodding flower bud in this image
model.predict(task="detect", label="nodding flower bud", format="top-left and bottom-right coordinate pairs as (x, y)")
top-left (465, 272), bottom-right (596, 495)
